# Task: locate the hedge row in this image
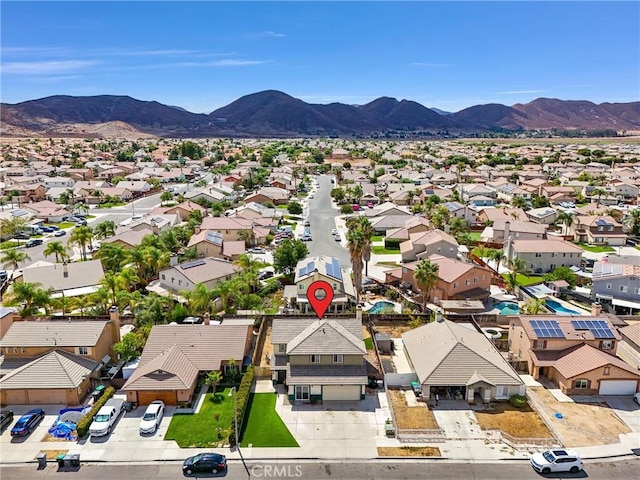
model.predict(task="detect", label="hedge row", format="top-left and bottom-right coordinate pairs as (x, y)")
top-left (229, 366), bottom-right (254, 446)
top-left (384, 238), bottom-right (402, 250)
top-left (76, 386), bottom-right (116, 438)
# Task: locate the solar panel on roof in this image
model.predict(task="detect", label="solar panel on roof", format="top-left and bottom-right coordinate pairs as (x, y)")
top-left (181, 259), bottom-right (206, 269)
top-left (532, 319), bottom-right (564, 338)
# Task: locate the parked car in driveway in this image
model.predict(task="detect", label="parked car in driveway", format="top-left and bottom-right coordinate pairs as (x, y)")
top-left (10, 409), bottom-right (45, 437)
top-left (139, 400), bottom-right (165, 434)
top-left (183, 453), bottom-right (227, 475)
top-left (530, 449), bottom-right (583, 474)
top-left (0, 410), bottom-right (14, 431)
top-left (248, 247), bottom-right (266, 254)
top-left (258, 270), bottom-right (274, 281)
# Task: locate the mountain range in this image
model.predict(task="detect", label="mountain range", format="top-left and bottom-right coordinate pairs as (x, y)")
top-left (1, 90), bottom-right (639, 138)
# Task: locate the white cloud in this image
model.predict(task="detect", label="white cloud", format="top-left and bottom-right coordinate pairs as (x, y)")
top-left (2, 60), bottom-right (99, 74)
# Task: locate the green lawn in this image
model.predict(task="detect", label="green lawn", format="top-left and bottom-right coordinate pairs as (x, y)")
top-left (371, 246), bottom-right (401, 255)
top-left (240, 393), bottom-right (298, 448)
top-left (364, 337), bottom-right (375, 350)
top-left (468, 232), bottom-right (482, 241)
top-left (502, 273), bottom-right (544, 287)
top-left (371, 235), bottom-right (383, 242)
top-left (54, 222), bottom-right (76, 229)
top-left (165, 389), bottom-right (234, 447)
top-left (575, 242), bottom-right (615, 253)
top-left (0, 241), bottom-right (20, 250)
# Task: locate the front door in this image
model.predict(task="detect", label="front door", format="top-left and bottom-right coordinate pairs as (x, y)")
top-left (294, 385), bottom-right (310, 401)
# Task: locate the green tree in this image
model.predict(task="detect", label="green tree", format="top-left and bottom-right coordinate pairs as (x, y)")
top-left (521, 298), bottom-right (546, 315)
top-left (511, 195), bottom-right (528, 209)
top-left (543, 266), bottom-right (578, 288)
top-left (273, 239), bottom-right (308, 276)
top-left (43, 241), bottom-right (69, 263)
top-left (287, 200), bottom-right (303, 215)
top-left (205, 370), bottom-right (223, 396)
top-left (181, 283), bottom-right (214, 315)
top-left (237, 229), bottom-right (255, 248)
top-left (114, 331), bottom-right (144, 362)
top-left (160, 191), bottom-right (173, 206)
top-left (69, 225), bottom-right (94, 261)
top-left (623, 209), bottom-right (640, 236)
top-left (1, 248), bottom-right (30, 271)
top-left (346, 227), bottom-right (367, 304)
top-left (413, 259), bottom-right (440, 311)
top-left (6, 281), bottom-right (52, 317)
top-left (94, 220), bottom-right (116, 239)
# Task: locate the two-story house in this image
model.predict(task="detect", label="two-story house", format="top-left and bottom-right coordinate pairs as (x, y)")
top-left (0, 317), bottom-right (120, 405)
top-left (570, 215), bottom-right (627, 246)
top-left (504, 239), bottom-right (583, 274)
top-left (592, 262), bottom-right (640, 313)
top-left (284, 256), bottom-right (355, 313)
top-left (508, 315), bottom-right (640, 395)
top-left (157, 257), bottom-right (241, 294)
top-left (186, 230), bottom-right (246, 261)
top-left (270, 317), bottom-right (367, 402)
top-left (480, 219), bottom-right (547, 244)
top-left (399, 229), bottom-right (459, 263)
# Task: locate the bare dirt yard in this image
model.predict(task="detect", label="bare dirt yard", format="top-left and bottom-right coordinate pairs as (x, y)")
top-left (377, 446), bottom-right (441, 457)
top-left (373, 324), bottom-right (413, 338)
top-left (529, 387), bottom-right (630, 447)
top-left (474, 403), bottom-right (553, 439)
top-left (388, 390), bottom-right (439, 430)
top-left (258, 325), bottom-right (273, 368)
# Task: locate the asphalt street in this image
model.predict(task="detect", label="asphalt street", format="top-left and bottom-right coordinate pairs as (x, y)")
top-left (305, 174), bottom-right (351, 268)
top-left (1, 458), bottom-right (639, 480)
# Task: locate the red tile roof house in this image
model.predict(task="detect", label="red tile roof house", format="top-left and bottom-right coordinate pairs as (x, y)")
top-left (122, 323), bottom-right (253, 406)
top-left (508, 315), bottom-right (640, 395)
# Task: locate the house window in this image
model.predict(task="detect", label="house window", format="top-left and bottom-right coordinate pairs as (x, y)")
top-left (482, 275), bottom-right (485, 280)
top-left (78, 347), bottom-right (89, 356)
top-left (608, 226), bottom-right (613, 232)
top-left (620, 285), bottom-right (628, 293)
top-left (13, 347), bottom-right (18, 354)
top-left (498, 386), bottom-right (509, 397)
top-left (598, 226), bottom-right (604, 232)
top-left (436, 247), bottom-right (441, 252)
top-left (533, 340), bottom-right (547, 350)
top-left (575, 379), bottom-right (589, 389)
top-left (603, 366), bottom-right (611, 376)
top-left (278, 344), bottom-right (286, 353)
top-left (473, 276), bottom-right (478, 284)
top-left (333, 354), bottom-right (343, 364)
top-left (535, 253), bottom-right (542, 257)
top-left (161, 274), bottom-right (165, 280)
top-left (563, 253), bottom-right (566, 257)
top-left (465, 279), bottom-right (470, 286)
top-left (634, 288), bottom-right (640, 295)
top-left (294, 385), bottom-right (310, 401)
top-left (178, 280), bottom-right (182, 286)
top-left (453, 282), bottom-right (459, 289)
top-left (299, 284), bottom-right (304, 290)
top-left (310, 354), bottom-right (321, 364)
top-left (551, 253), bottom-right (558, 257)
top-left (595, 237), bottom-right (603, 243)
top-left (600, 340), bottom-right (614, 350)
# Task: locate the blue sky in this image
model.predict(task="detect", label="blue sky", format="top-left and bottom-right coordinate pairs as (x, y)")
top-left (2, 1), bottom-right (638, 113)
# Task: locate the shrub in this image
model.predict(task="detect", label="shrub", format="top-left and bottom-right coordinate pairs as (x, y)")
top-left (229, 366), bottom-right (254, 446)
top-left (509, 394), bottom-right (527, 408)
top-left (384, 238), bottom-right (402, 250)
top-left (76, 386), bottom-right (116, 438)
top-left (340, 204), bottom-right (353, 215)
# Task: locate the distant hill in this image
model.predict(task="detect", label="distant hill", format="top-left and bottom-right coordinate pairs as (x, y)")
top-left (1, 90), bottom-right (638, 138)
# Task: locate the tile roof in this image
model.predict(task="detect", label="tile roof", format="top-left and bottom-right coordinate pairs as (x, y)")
top-left (402, 319), bottom-right (522, 386)
top-left (2, 320), bottom-right (109, 347)
top-left (22, 259), bottom-right (105, 292)
top-left (123, 344), bottom-right (199, 391)
top-left (518, 316), bottom-right (621, 341)
top-left (0, 349), bottom-right (99, 389)
top-left (546, 343), bottom-right (640, 378)
top-left (511, 239), bottom-right (583, 254)
top-left (286, 319), bottom-right (365, 355)
top-left (619, 322), bottom-right (640, 349)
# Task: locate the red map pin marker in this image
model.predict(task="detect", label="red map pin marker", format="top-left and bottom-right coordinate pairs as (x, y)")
top-left (307, 280), bottom-right (334, 319)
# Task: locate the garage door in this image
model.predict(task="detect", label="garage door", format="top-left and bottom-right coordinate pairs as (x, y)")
top-left (599, 380), bottom-right (637, 395)
top-left (322, 385), bottom-right (361, 401)
top-left (29, 389), bottom-right (67, 404)
top-left (5, 390), bottom-right (28, 405)
top-left (137, 391), bottom-right (177, 406)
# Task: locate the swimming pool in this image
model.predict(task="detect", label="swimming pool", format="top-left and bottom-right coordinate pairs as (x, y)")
top-left (493, 301), bottom-right (520, 315)
top-left (545, 298), bottom-right (581, 315)
top-left (368, 301), bottom-right (396, 314)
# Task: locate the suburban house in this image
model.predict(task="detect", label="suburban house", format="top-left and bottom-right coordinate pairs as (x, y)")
top-left (122, 322), bottom-right (253, 405)
top-left (159, 200), bottom-right (207, 222)
top-left (402, 317), bottom-right (525, 403)
top-left (385, 217), bottom-right (431, 242)
top-left (0, 318), bottom-right (119, 405)
top-left (187, 230), bottom-right (246, 261)
top-left (508, 315), bottom-right (640, 395)
top-left (400, 254), bottom-right (493, 303)
top-left (480, 219), bottom-right (547, 244)
top-left (476, 208), bottom-right (528, 226)
top-left (525, 207), bottom-right (558, 225)
top-left (592, 261), bottom-right (640, 313)
top-left (18, 259), bottom-right (104, 297)
top-left (399, 229), bottom-right (459, 263)
top-left (269, 317), bottom-right (367, 402)
top-left (23, 200), bottom-right (70, 223)
top-left (156, 257), bottom-right (240, 294)
top-left (569, 215), bottom-right (627, 246)
top-left (616, 322), bottom-right (640, 370)
top-left (244, 187), bottom-right (289, 205)
top-left (504, 238), bottom-right (584, 274)
top-left (199, 217), bottom-right (270, 244)
top-left (284, 256), bottom-right (355, 313)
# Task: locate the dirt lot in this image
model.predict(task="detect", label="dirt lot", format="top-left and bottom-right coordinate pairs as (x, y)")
top-left (373, 325), bottom-right (413, 337)
top-left (377, 446), bottom-right (441, 457)
top-left (529, 387), bottom-right (630, 446)
top-left (388, 390), bottom-right (439, 430)
top-left (362, 326), bottom-right (382, 376)
top-left (259, 325), bottom-right (273, 368)
top-left (474, 403), bottom-right (553, 439)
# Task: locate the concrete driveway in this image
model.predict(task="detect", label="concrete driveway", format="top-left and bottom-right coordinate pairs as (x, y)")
top-left (603, 395), bottom-right (640, 432)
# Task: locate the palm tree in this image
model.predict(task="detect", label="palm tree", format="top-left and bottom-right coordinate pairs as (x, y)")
top-left (623, 209), bottom-right (640, 236)
top-left (521, 298), bottom-right (546, 315)
top-left (488, 248), bottom-right (507, 273)
top-left (234, 254), bottom-right (264, 292)
top-left (142, 246), bottom-right (169, 282)
top-left (511, 195), bottom-right (528, 209)
top-left (74, 294), bottom-right (95, 316)
top-left (591, 188), bottom-right (606, 206)
top-left (69, 225), bottom-right (94, 261)
top-left (504, 257), bottom-right (529, 294)
top-left (101, 272), bottom-right (127, 306)
top-left (50, 295), bottom-right (76, 316)
top-left (5, 281), bottom-right (52, 317)
top-left (94, 243), bottom-right (126, 273)
top-left (94, 220), bottom-right (116, 239)
top-left (237, 229), bottom-right (255, 248)
top-left (413, 259), bottom-right (440, 311)
top-left (181, 283), bottom-right (214, 315)
top-left (346, 227), bottom-right (366, 305)
top-left (1, 248), bottom-right (30, 272)
top-left (555, 211), bottom-right (574, 236)
top-left (205, 370), bottom-right (223, 396)
top-left (211, 279), bottom-right (238, 313)
top-left (118, 267), bottom-right (140, 292)
top-left (43, 241), bottom-right (69, 263)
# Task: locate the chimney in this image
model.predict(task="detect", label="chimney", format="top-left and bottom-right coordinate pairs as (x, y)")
top-left (63, 263), bottom-right (69, 278)
top-left (504, 220), bottom-right (511, 240)
top-left (591, 302), bottom-right (602, 316)
top-left (435, 311), bottom-right (444, 323)
top-left (444, 224), bottom-right (450, 234)
top-left (203, 312), bottom-right (210, 326)
top-left (109, 306), bottom-right (121, 343)
top-left (356, 304), bottom-right (362, 323)
top-left (170, 254), bottom-right (179, 266)
top-left (506, 235), bottom-right (514, 262)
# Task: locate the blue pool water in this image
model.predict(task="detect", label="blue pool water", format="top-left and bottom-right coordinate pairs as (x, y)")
top-left (368, 301), bottom-right (396, 314)
top-left (493, 301), bottom-right (520, 315)
top-left (545, 298), bottom-right (581, 315)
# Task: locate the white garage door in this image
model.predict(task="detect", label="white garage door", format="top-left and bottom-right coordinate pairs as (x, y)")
top-left (599, 380), bottom-right (637, 395)
top-left (322, 385), bottom-right (361, 401)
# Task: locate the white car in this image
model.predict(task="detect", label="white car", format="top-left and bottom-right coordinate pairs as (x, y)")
top-left (331, 229), bottom-right (338, 235)
top-left (139, 400), bottom-right (165, 434)
top-left (530, 449), bottom-right (583, 474)
top-left (634, 392), bottom-right (640, 405)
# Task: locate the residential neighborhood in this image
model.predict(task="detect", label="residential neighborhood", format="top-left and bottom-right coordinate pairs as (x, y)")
top-left (0, 136), bottom-right (639, 471)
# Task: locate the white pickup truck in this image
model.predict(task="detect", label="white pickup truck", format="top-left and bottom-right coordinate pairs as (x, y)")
top-left (89, 397), bottom-right (125, 437)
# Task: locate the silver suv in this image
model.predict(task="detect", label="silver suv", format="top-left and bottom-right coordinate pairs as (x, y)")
top-left (530, 449), bottom-right (583, 474)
